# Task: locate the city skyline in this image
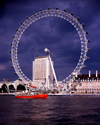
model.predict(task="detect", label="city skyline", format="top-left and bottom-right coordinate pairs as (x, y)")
top-left (0, 0), bottom-right (100, 81)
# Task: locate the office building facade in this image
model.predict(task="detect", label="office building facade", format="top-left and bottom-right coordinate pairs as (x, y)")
top-left (33, 56), bottom-right (53, 88)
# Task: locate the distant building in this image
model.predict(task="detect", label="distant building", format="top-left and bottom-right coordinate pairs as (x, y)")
top-left (3, 78), bottom-right (9, 82)
top-left (32, 56), bottom-right (53, 88)
top-left (71, 70), bottom-right (100, 95)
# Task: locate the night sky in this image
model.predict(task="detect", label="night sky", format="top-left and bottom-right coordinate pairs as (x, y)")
top-left (0, 0), bottom-right (100, 81)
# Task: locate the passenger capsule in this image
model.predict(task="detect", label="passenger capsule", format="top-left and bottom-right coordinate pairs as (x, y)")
top-left (70, 12), bottom-right (73, 16)
top-left (88, 48), bottom-right (91, 51)
top-left (82, 23), bottom-right (85, 27)
top-left (14, 72), bottom-right (17, 75)
top-left (83, 65), bottom-right (87, 68)
top-left (87, 57), bottom-right (90, 60)
top-left (77, 17), bottom-right (80, 21)
top-left (48, 7), bottom-right (50, 10)
top-left (11, 65), bottom-right (14, 68)
top-left (88, 40), bottom-right (90, 43)
top-left (33, 12), bottom-right (35, 14)
top-left (63, 9), bottom-right (66, 12)
top-left (86, 31), bottom-right (88, 34)
top-left (40, 9), bottom-right (43, 11)
top-left (56, 7), bottom-right (59, 10)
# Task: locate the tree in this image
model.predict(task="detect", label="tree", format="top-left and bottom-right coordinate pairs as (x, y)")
top-left (17, 84), bottom-right (26, 91)
top-left (9, 84), bottom-right (15, 92)
top-left (0, 88), bottom-right (2, 93)
top-left (1, 84), bottom-right (8, 93)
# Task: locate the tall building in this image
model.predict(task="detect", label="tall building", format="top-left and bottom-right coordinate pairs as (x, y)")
top-left (32, 56), bottom-right (53, 88)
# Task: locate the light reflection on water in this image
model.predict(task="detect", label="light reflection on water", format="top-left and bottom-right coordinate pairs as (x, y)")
top-left (0, 95), bottom-right (100, 125)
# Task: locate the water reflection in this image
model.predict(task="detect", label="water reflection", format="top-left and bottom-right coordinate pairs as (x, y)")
top-left (0, 96), bottom-right (100, 125)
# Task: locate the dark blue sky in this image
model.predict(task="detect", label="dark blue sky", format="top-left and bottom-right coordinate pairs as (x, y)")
top-left (0, 0), bottom-right (100, 81)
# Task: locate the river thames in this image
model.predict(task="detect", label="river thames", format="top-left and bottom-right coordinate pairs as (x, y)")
top-left (0, 95), bottom-right (100, 125)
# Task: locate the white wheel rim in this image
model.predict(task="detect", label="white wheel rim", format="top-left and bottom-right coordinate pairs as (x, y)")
top-left (11, 9), bottom-right (88, 83)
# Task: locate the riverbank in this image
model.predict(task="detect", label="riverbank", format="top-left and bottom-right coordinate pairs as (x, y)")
top-left (0, 93), bottom-right (15, 95)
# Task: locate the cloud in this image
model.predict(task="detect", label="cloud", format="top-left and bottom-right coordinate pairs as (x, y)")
top-left (0, 0), bottom-right (100, 81)
top-left (0, 64), bottom-right (6, 70)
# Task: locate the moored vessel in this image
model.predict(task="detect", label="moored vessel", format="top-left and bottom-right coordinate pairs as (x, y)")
top-left (15, 91), bottom-right (48, 99)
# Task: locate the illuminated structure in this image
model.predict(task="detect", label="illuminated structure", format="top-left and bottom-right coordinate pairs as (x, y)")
top-left (33, 56), bottom-right (53, 88)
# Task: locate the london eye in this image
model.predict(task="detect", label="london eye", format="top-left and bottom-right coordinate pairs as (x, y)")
top-left (10, 8), bottom-right (90, 87)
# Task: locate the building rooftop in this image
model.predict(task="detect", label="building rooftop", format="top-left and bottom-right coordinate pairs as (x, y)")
top-left (35, 56), bottom-right (47, 59)
top-left (75, 74), bottom-right (100, 80)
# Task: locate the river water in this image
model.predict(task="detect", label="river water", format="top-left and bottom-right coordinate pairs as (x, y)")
top-left (0, 95), bottom-right (100, 125)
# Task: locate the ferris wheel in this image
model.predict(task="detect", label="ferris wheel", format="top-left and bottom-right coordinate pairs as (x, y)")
top-left (10, 8), bottom-right (90, 84)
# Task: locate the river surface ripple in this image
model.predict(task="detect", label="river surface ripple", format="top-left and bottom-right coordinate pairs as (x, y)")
top-left (0, 95), bottom-right (100, 125)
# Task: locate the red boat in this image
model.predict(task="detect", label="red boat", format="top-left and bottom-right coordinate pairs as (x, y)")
top-left (15, 91), bottom-right (48, 99)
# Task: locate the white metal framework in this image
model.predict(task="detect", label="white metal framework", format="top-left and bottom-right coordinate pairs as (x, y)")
top-left (11, 9), bottom-right (88, 84)
top-left (44, 48), bottom-right (58, 88)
